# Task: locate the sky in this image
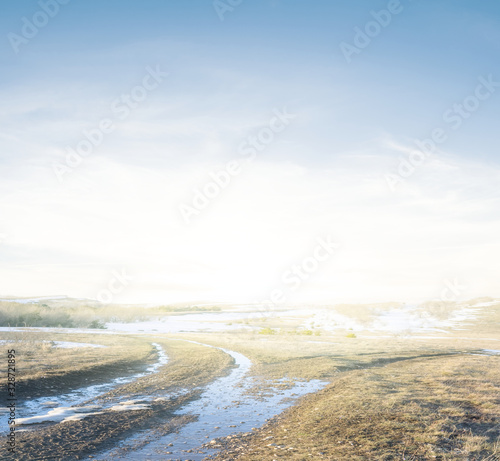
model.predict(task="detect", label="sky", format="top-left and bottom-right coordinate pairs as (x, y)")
top-left (0, 0), bottom-right (499, 305)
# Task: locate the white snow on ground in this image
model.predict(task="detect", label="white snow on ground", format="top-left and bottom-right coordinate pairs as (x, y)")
top-left (96, 340), bottom-right (327, 461)
top-left (40, 401), bottom-right (60, 407)
top-left (18, 343), bottom-right (168, 426)
top-left (0, 299), bottom-right (496, 338)
top-left (470, 301), bottom-right (499, 307)
top-left (109, 401), bottom-right (151, 412)
top-left (17, 406), bottom-right (104, 425)
top-left (105, 310), bottom-right (315, 334)
top-left (304, 301), bottom-right (498, 334)
top-left (105, 312), bottom-right (263, 334)
top-left (1, 300), bottom-right (496, 337)
top-left (16, 401), bottom-right (152, 425)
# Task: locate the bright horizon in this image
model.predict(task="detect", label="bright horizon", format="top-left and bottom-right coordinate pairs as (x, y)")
top-left (1, 0), bottom-right (500, 306)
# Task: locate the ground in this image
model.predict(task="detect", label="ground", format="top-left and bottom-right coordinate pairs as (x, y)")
top-left (0, 300), bottom-right (499, 460)
top-left (210, 353), bottom-right (500, 460)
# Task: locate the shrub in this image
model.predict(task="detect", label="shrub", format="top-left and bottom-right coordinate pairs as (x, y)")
top-left (88, 319), bottom-right (106, 329)
top-left (258, 327), bottom-right (277, 335)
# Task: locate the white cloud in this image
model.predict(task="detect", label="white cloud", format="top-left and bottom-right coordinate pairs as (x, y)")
top-left (0, 149), bottom-right (499, 304)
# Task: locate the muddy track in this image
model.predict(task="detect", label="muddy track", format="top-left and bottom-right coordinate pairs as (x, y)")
top-left (7, 393), bottom-right (201, 461)
top-left (2, 340), bottom-right (231, 460)
top-left (17, 356), bottom-right (159, 401)
top-left (94, 341), bottom-right (326, 460)
top-left (5, 346), bottom-right (471, 460)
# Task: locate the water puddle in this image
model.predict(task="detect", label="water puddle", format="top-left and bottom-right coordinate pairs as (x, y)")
top-left (471, 349), bottom-right (500, 356)
top-left (97, 341), bottom-right (327, 460)
top-left (14, 339), bottom-right (327, 460)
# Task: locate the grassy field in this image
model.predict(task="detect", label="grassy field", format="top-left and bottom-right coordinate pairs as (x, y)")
top-left (0, 330), bottom-right (154, 399)
top-left (0, 298), bottom-right (222, 328)
top-left (1, 334), bottom-right (234, 460)
top-left (1, 299), bottom-right (499, 459)
top-left (180, 330), bottom-right (496, 382)
top-left (212, 353), bottom-right (500, 460)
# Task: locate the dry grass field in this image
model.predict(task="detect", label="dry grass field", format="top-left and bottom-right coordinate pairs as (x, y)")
top-left (212, 353), bottom-right (500, 460)
top-left (0, 300), bottom-right (498, 460)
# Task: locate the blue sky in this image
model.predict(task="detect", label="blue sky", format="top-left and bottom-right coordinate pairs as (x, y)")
top-left (0, 0), bottom-right (499, 304)
top-left (1, 0), bottom-right (499, 164)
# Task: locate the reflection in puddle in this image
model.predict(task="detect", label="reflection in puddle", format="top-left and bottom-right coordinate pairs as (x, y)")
top-left (97, 342), bottom-right (326, 460)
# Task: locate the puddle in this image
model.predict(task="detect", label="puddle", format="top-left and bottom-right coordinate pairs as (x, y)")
top-left (471, 349), bottom-right (500, 356)
top-left (96, 341), bottom-right (327, 460)
top-left (18, 343), bottom-right (168, 424)
top-left (482, 349), bottom-right (500, 354)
